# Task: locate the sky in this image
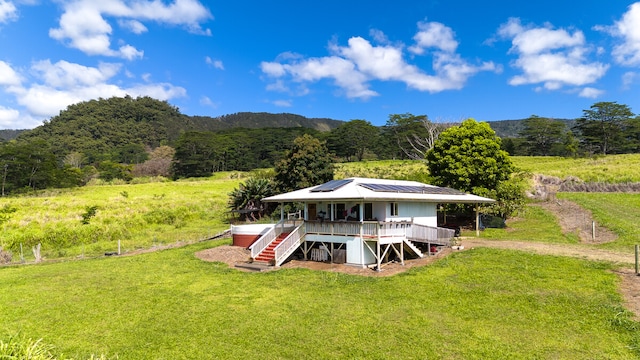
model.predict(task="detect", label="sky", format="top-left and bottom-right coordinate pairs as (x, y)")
top-left (1, 1), bottom-right (640, 129)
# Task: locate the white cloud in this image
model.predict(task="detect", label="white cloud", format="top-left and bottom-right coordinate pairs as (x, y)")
top-left (272, 99), bottom-right (292, 107)
top-left (498, 18), bottom-right (608, 90)
top-left (261, 21), bottom-right (496, 99)
top-left (0, 60), bottom-right (21, 86)
top-left (200, 95), bottom-right (219, 108)
top-left (596, 2), bottom-right (640, 66)
top-left (578, 87), bottom-right (604, 98)
top-left (0, 105), bottom-right (20, 127)
top-left (622, 71), bottom-right (638, 88)
top-left (205, 56), bottom-right (224, 70)
top-left (409, 20), bottom-right (458, 54)
top-left (119, 19), bottom-right (147, 34)
top-left (0, 60), bottom-right (186, 128)
top-left (49, 0), bottom-right (212, 59)
top-left (0, 0), bottom-right (17, 23)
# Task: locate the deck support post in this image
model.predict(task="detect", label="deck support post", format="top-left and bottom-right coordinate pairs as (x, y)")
top-left (475, 206), bottom-right (480, 237)
top-left (376, 241), bottom-right (381, 272)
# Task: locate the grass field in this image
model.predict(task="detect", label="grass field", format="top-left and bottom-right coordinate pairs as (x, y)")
top-left (474, 204), bottom-right (580, 244)
top-left (558, 193), bottom-right (640, 252)
top-left (0, 241), bottom-right (638, 359)
top-left (512, 154), bottom-right (640, 183)
top-left (0, 173), bottom-right (241, 261)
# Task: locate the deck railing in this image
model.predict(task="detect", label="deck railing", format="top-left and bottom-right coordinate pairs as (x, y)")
top-left (273, 223), bottom-right (306, 266)
top-left (304, 220), bottom-right (454, 244)
top-left (249, 219), bottom-right (302, 259)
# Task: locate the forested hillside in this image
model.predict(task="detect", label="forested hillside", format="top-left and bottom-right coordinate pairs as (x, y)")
top-left (0, 129), bottom-right (25, 141)
top-left (17, 96), bottom-right (194, 162)
top-left (190, 112), bottom-right (343, 132)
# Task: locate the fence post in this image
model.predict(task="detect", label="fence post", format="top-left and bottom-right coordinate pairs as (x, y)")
top-left (635, 244), bottom-right (640, 275)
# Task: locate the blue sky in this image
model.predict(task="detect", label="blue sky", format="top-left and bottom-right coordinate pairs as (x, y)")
top-left (1, 1), bottom-right (640, 129)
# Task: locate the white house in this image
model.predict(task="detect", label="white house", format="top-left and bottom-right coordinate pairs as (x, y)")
top-left (239, 177), bottom-right (494, 270)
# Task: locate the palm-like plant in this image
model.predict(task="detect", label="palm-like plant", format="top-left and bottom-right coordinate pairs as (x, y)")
top-left (228, 177), bottom-right (275, 221)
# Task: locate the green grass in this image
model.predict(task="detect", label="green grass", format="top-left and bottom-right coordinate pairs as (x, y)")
top-left (335, 160), bottom-right (430, 181)
top-left (512, 154), bottom-right (640, 183)
top-left (474, 203), bottom-right (580, 244)
top-left (0, 241), bottom-right (637, 359)
top-left (0, 174), bottom-right (242, 260)
top-left (558, 193), bottom-right (640, 252)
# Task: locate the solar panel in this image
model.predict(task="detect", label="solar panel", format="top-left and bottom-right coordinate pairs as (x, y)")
top-left (310, 179), bottom-right (353, 192)
top-left (359, 183), bottom-right (465, 195)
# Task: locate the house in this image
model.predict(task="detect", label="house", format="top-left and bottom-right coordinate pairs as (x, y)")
top-left (236, 177), bottom-right (494, 270)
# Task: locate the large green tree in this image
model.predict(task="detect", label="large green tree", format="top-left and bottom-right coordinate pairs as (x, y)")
top-left (519, 115), bottom-right (567, 156)
top-left (426, 119), bottom-right (522, 219)
top-left (575, 101), bottom-right (635, 154)
top-left (327, 119), bottom-right (379, 161)
top-left (274, 134), bottom-right (334, 192)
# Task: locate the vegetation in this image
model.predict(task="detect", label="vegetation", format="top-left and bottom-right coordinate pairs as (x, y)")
top-left (575, 101), bottom-right (639, 155)
top-left (274, 134), bottom-right (334, 193)
top-left (228, 177), bottom-right (276, 221)
top-left (513, 154), bottom-right (640, 183)
top-left (0, 242), bottom-right (637, 359)
top-left (477, 205), bottom-right (580, 243)
top-left (0, 174), bottom-right (240, 260)
top-left (558, 193), bottom-right (640, 252)
top-left (426, 119), bottom-right (524, 219)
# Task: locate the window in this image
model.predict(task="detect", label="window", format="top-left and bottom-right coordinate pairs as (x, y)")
top-left (364, 203), bottom-right (373, 220)
top-left (390, 202), bottom-right (399, 216)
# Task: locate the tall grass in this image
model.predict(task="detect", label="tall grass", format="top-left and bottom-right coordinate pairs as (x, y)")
top-left (0, 174), bottom-right (241, 260)
top-left (513, 154), bottom-right (640, 183)
top-left (0, 242), bottom-right (637, 359)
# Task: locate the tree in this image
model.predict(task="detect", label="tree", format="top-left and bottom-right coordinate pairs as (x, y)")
top-left (575, 101), bottom-right (634, 154)
top-left (426, 119), bottom-right (522, 219)
top-left (382, 113), bottom-right (430, 159)
top-left (327, 120), bottom-right (379, 161)
top-left (274, 134), bottom-right (334, 192)
top-left (228, 177), bottom-right (276, 221)
top-left (518, 115), bottom-right (567, 156)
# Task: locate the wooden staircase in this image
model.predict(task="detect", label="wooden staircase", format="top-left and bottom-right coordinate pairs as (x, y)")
top-left (254, 232), bottom-right (289, 263)
top-left (403, 239), bottom-right (424, 258)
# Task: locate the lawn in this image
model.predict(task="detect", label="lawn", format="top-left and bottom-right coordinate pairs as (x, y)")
top-left (558, 193), bottom-right (640, 252)
top-left (474, 203), bottom-right (580, 244)
top-left (0, 241), bottom-right (637, 359)
top-left (0, 173), bottom-right (241, 261)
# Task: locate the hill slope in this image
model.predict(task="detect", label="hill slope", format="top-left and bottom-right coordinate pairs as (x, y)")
top-left (15, 97), bottom-right (344, 160)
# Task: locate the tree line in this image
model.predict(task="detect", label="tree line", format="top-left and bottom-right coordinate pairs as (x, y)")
top-left (0, 96), bottom-right (638, 196)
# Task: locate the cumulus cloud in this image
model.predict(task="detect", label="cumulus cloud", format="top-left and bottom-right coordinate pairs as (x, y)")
top-left (0, 60), bottom-right (21, 86)
top-left (261, 20), bottom-right (497, 100)
top-left (578, 87), bottom-right (604, 98)
top-left (497, 18), bottom-right (608, 91)
top-left (49, 0), bottom-right (212, 59)
top-left (0, 0), bottom-right (17, 23)
top-left (595, 2), bottom-right (640, 66)
top-left (0, 60), bottom-right (186, 128)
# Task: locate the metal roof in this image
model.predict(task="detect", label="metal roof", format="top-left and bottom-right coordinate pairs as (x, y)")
top-left (263, 177), bottom-right (495, 204)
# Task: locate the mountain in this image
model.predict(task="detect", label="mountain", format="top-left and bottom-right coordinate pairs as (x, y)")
top-left (0, 129), bottom-right (26, 141)
top-left (12, 97), bottom-right (345, 161)
top-left (190, 112), bottom-right (344, 132)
